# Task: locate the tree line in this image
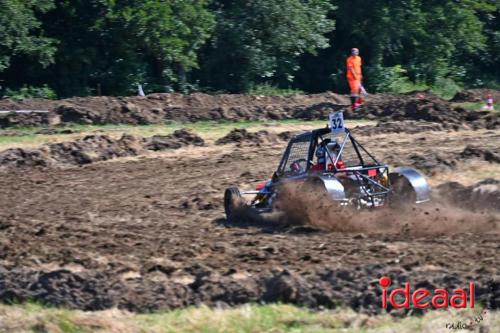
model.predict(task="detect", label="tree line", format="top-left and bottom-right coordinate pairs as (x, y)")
top-left (0, 0), bottom-right (498, 98)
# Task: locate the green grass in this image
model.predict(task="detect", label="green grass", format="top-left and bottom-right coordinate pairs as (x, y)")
top-left (0, 303), bottom-right (497, 333)
top-left (373, 66), bottom-right (462, 100)
top-left (452, 101), bottom-right (496, 112)
top-left (0, 133), bottom-right (39, 146)
top-left (0, 119), bottom-right (374, 150)
top-left (248, 83), bottom-right (305, 96)
top-left (385, 81), bottom-right (461, 100)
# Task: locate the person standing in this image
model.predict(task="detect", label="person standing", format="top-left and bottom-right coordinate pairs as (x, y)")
top-left (346, 48), bottom-right (363, 111)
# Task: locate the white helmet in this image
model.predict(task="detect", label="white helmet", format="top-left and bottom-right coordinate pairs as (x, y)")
top-left (316, 139), bottom-right (331, 164)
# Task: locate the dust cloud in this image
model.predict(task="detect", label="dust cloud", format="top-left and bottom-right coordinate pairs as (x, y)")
top-left (274, 182), bottom-right (500, 236)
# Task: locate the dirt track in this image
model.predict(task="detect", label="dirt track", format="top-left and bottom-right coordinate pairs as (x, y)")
top-left (0, 90), bottom-right (499, 130)
top-left (0, 123), bottom-right (498, 313)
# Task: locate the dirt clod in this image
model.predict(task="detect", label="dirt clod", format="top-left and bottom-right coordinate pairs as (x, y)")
top-left (145, 129), bottom-right (205, 151)
top-left (0, 129), bottom-right (204, 169)
top-left (437, 179), bottom-right (500, 212)
top-left (216, 128), bottom-right (286, 147)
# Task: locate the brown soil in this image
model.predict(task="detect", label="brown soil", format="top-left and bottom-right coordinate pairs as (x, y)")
top-left (361, 92), bottom-right (499, 130)
top-left (355, 120), bottom-right (446, 136)
top-left (0, 129), bottom-right (204, 168)
top-left (0, 92), bottom-right (350, 112)
top-left (0, 125), bottom-right (498, 314)
top-left (437, 179), bottom-right (500, 212)
top-left (145, 129), bottom-right (205, 151)
top-left (0, 93), bottom-right (348, 128)
top-left (215, 128), bottom-right (290, 147)
top-left (1, 91), bottom-right (499, 130)
top-left (348, 127), bottom-right (499, 177)
top-left (451, 89), bottom-right (500, 103)
top-left (0, 111), bottom-right (60, 128)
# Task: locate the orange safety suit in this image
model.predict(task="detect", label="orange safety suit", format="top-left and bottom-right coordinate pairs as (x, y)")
top-left (346, 55), bottom-right (362, 97)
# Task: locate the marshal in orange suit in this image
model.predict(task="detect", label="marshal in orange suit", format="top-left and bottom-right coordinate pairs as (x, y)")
top-left (346, 48), bottom-right (363, 110)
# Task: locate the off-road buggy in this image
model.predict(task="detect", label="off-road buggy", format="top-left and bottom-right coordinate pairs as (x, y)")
top-left (224, 114), bottom-right (430, 222)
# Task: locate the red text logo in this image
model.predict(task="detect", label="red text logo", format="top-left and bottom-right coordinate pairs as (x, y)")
top-left (379, 276), bottom-right (475, 309)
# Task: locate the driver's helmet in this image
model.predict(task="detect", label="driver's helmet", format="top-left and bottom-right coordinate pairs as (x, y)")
top-left (326, 140), bottom-right (341, 160)
top-left (316, 138), bottom-right (331, 164)
top-left (290, 161), bottom-right (302, 173)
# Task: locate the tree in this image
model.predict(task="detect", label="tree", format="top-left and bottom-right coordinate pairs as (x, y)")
top-left (1, 0), bottom-right (499, 96)
top-left (297, 0), bottom-right (493, 93)
top-left (464, 1), bottom-right (500, 86)
top-left (0, 0), bottom-right (56, 72)
top-left (197, 0), bottom-right (336, 92)
top-left (102, 0), bottom-right (215, 91)
top-left (28, 0), bottom-right (113, 96)
top-left (6, 0), bottom-right (215, 96)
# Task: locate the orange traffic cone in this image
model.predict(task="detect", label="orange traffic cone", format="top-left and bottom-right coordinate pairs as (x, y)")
top-left (483, 94), bottom-right (494, 111)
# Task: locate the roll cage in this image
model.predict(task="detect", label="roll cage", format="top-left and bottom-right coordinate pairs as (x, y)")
top-left (276, 127), bottom-right (392, 204)
top-left (277, 127), bottom-right (383, 173)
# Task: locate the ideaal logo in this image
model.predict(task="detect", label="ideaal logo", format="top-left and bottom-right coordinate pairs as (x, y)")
top-left (379, 276), bottom-right (475, 309)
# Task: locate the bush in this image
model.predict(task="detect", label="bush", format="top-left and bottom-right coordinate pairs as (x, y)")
top-left (367, 65), bottom-right (464, 99)
top-left (430, 77), bottom-right (462, 100)
top-left (248, 83), bottom-right (304, 96)
top-left (368, 65), bottom-right (428, 94)
top-left (3, 85), bottom-right (57, 100)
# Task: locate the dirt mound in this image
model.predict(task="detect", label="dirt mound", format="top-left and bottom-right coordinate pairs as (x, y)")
top-left (360, 92), bottom-right (499, 130)
top-left (0, 93), bottom-right (350, 128)
top-left (0, 265), bottom-right (495, 314)
top-left (0, 129), bottom-right (204, 169)
top-left (215, 128), bottom-right (288, 146)
top-left (451, 89), bottom-right (500, 103)
top-left (0, 98), bottom-right (57, 110)
top-left (402, 145), bottom-right (499, 175)
top-left (293, 102), bottom-right (345, 120)
top-left (354, 120), bottom-right (445, 136)
top-left (145, 129), bottom-right (205, 150)
top-left (406, 152), bottom-right (459, 175)
top-left (0, 135), bottom-right (144, 168)
top-left (0, 111), bottom-right (60, 128)
top-left (437, 179), bottom-right (500, 212)
top-left (0, 92), bottom-right (350, 112)
top-left (460, 145), bottom-right (500, 163)
top-left (0, 129), bottom-right (29, 137)
top-left (363, 93), bottom-right (457, 123)
top-left (35, 128), bottom-right (76, 135)
top-left (463, 111), bottom-right (500, 130)
top-left (1, 91), bottom-right (498, 131)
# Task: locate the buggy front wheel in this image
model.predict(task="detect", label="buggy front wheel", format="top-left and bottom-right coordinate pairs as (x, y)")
top-left (224, 187), bottom-right (244, 223)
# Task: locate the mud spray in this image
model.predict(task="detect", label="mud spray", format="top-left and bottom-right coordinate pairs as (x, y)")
top-left (274, 182), bottom-right (499, 236)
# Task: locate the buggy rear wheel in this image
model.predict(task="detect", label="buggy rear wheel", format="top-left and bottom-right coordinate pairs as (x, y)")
top-left (224, 187), bottom-right (244, 223)
top-left (389, 175), bottom-right (417, 207)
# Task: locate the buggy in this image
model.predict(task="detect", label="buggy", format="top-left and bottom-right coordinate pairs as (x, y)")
top-left (224, 115), bottom-right (430, 222)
